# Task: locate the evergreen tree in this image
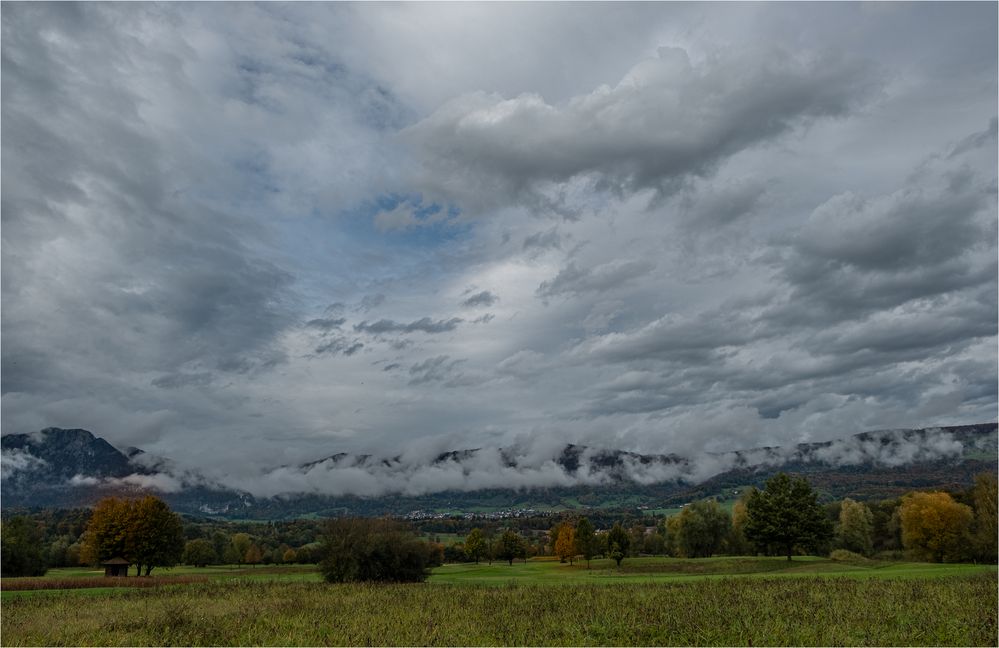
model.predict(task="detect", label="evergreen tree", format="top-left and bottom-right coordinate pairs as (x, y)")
top-left (1, 516), bottom-right (47, 577)
top-left (744, 473), bottom-right (833, 561)
top-left (575, 517), bottom-right (596, 568)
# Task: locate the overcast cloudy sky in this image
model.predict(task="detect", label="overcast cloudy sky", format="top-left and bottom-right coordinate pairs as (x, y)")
top-left (2, 2), bottom-right (996, 483)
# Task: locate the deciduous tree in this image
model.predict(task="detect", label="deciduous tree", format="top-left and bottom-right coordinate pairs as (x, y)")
top-left (555, 523), bottom-right (576, 565)
top-left (131, 496), bottom-right (184, 576)
top-left (226, 533), bottom-right (252, 567)
top-left (319, 518), bottom-right (430, 583)
top-left (607, 523), bottom-right (630, 567)
top-left (496, 529), bottom-right (526, 565)
top-left (971, 472), bottom-right (998, 563)
top-left (676, 499), bottom-right (731, 558)
top-left (464, 528), bottom-right (486, 564)
top-left (183, 539), bottom-right (218, 567)
top-left (245, 544), bottom-right (263, 567)
top-left (79, 497), bottom-right (133, 570)
top-left (899, 491), bottom-right (973, 563)
top-left (837, 498), bottom-right (874, 557)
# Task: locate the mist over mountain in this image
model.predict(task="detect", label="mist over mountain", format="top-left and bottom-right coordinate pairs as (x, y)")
top-left (2, 423), bottom-right (995, 518)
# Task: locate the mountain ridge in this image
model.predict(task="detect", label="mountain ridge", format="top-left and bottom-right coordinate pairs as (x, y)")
top-left (2, 423), bottom-right (995, 518)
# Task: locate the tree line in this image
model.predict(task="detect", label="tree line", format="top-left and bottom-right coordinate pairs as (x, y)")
top-left (2, 472), bottom-right (995, 579)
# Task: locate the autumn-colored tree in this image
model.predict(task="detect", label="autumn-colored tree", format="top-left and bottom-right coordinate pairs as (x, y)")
top-left (899, 491), bottom-right (973, 563)
top-left (727, 497), bottom-right (751, 555)
top-left (575, 517), bottom-right (596, 568)
top-left (555, 523), bottom-right (576, 565)
top-left (971, 473), bottom-right (998, 563)
top-left (79, 497), bottom-right (133, 571)
top-left (283, 548), bottom-right (298, 564)
top-left (79, 496), bottom-right (183, 576)
top-left (607, 523), bottom-right (630, 567)
top-left (244, 544), bottom-right (263, 567)
top-left (837, 498), bottom-right (874, 557)
top-left (464, 528), bottom-right (486, 564)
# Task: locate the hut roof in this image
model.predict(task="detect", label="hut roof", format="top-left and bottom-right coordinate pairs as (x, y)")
top-left (103, 557), bottom-right (130, 565)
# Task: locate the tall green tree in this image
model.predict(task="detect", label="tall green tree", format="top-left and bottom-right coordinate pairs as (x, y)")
top-left (183, 539), bottom-right (218, 567)
top-left (575, 517), bottom-right (596, 568)
top-left (131, 496), bottom-right (184, 576)
top-left (971, 472), bottom-right (998, 563)
top-left (607, 523), bottom-right (630, 567)
top-left (744, 473), bottom-right (833, 561)
top-left (226, 533), bottom-right (252, 567)
top-left (837, 498), bottom-right (874, 556)
top-left (464, 528), bottom-right (486, 564)
top-left (676, 499), bottom-right (731, 558)
top-left (496, 529), bottom-right (526, 565)
top-left (1, 516), bottom-right (48, 577)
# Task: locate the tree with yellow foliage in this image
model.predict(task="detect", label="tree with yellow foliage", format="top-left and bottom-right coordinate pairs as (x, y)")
top-left (898, 491), bottom-right (973, 563)
top-left (555, 523), bottom-right (576, 565)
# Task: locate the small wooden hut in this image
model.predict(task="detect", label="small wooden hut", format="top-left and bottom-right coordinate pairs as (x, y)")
top-left (102, 557), bottom-right (130, 577)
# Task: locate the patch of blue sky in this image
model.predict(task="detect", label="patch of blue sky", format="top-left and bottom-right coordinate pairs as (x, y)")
top-left (275, 194), bottom-right (475, 316)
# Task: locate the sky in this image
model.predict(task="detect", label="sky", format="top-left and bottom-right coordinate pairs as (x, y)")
top-left (2, 2), bottom-right (997, 490)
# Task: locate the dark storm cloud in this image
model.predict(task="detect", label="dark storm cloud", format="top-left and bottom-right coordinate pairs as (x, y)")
top-left (354, 317), bottom-right (463, 335)
top-left (313, 337), bottom-right (364, 357)
top-left (461, 290), bottom-right (498, 308)
top-left (306, 317), bottom-right (347, 332)
top-left (1, 3), bottom-right (297, 386)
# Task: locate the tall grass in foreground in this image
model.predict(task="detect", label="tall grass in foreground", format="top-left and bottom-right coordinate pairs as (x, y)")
top-left (3, 575), bottom-right (995, 646)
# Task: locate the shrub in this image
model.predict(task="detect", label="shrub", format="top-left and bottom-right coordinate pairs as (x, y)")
top-left (829, 549), bottom-right (869, 562)
top-left (319, 518), bottom-right (430, 583)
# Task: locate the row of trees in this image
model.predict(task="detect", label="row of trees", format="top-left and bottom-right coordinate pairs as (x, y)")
top-left (539, 472), bottom-right (997, 565)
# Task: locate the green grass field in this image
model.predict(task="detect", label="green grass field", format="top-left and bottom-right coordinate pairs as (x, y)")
top-left (2, 558), bottom-right (996, 645)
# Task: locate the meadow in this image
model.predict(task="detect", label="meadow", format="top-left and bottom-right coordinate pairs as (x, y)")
top-left (2, 558), bottom-right (996, 646)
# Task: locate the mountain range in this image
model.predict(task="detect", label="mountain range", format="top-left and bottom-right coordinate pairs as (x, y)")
top-left (2, 423), bottom-right (996, 519)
